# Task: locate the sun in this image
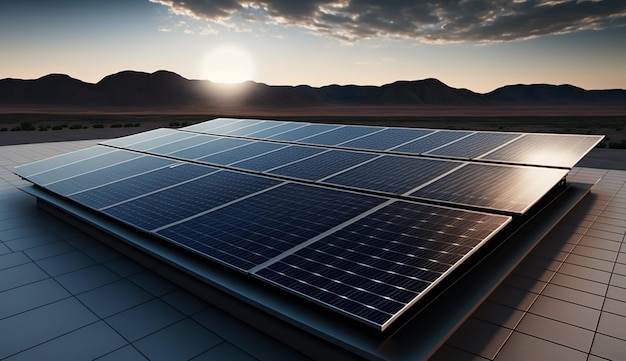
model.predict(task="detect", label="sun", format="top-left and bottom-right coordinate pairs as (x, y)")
top-left (202, 45), bottom-right (254, 84)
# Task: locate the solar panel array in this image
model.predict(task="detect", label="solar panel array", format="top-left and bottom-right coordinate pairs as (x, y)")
top-left (14, 118), bottom-right (603, 331)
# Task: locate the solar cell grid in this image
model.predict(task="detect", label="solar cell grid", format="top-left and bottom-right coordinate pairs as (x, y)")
top-left (197, 141), bottom-right (287, 166)
top-left (147, 134), bottom-right (218, 155)
top-left (427, 132), bottom-right (522, 159)
top-left (46, 156), bottom-right (175, 196)
top-left (125, 131), bottom-right (198, 151)
top-left (14, 146), bottom-right (115, 178)
top-left (70, 163), bottom-right (218, 210)
top-left (339, 127), bottom-right (434, 151)
top-left (230, 145), bottom-right (325, 172)
top-left (206, 119), bottom-right (262, 134)
top-left (267, 123), bottom-right (339, 141)
top-left (226, 120), bottom-right (283, 136)
top-left (27, 150), bottom-right (142, 186)
top-left (157, 183), bottom-right (386, 271)
top-left (391, 130), bottom-right (471, 154)
top-left (100, 128), bottom-right (175, 147)
top-left (169, 137), bottom-right (251, 160)
top-left (324, 156), bottom-right (462, 194)
top-left (102, 170), bottom-right (280, 231)
top-left (478, 133), bottom-right (604, 168)
top-left (268, 150), bottom-right (378, 181)
top-left (181, 118), bottom-right (236, 132)
top-left (255, 201), bottom-right (511, 329)
top-left (411, 163), bottom-right (568, 214)
top-left (298, 125), bottom-right (379, 146)
top-left (245, 121), bottom-right (307, 139)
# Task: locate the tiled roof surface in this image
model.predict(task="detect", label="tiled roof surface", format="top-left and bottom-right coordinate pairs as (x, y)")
top-left (1, 140), bottom-right (625, 360)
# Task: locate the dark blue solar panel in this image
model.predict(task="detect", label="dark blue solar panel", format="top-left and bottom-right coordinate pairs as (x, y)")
top-left (46, 156), bottom-right (176, 196)
top-left (197, 141), bottom-right (287, 165)
top-left (207, 119), bottom-right (262, 134)
top-left (269, 150), bottom-right (378, 181)
top-left (147, 135), bottom-right (218, 155)
top-left (339, 128), bottom-right (434, 151)
top-left (255, 201), bottom-right (510, 329)
top-left (181, 118), bottom-right (236, 132)
top-left (410, 163), bottom-right (568, 214)
top-left (101, 128), bottom-right (175, 147)
top-left (28, 150), bottom-right (142, 186)
top-left (227, 121), bottom-right (285, 136)
top-left (391, 130), bottom-right (471, 154)
top-left (426, 132), bottom-right (521, 159)
top-left (102, 170), bottom-right (281, 231)
top-left (325, 156), bottom-right (461, 194)
top-left (230, 145), bottom-right (325, 172)
top-left (267, 123), bottom-right (339, 141)
top-left (14, 146), bottom-right (115, 178)
top-left (245, 122), bottom-right (308, 139)
top-left (156, 183), bottom-right (385, 271)
top-left (298, 126), bottom-right (379, 146)
top-left (70, 163), bottom-right (219, 210)
top-left (169, 137), bottom-right (251, 160)
top-left (126, 132), bottom-right (199, 151)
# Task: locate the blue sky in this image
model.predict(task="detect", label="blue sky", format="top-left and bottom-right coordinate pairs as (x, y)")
top-left (1, 0), bottom-right (625, 93)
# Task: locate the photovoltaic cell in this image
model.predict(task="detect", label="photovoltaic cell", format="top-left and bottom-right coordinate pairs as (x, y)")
top-left (181, 118), bottom-right (236, 132)
top-left (269, 150), bottom-right (378, 181)
top-left (255, 201), bottom-right (511, 329)
top-left (169, 137), bottom-right (251, 160)
top-left (298, 125), bottom-right (379, 146)
top-left (27, 150), bottom-right (143, 186)
top-left (230, 145), bottom-right (325, 172)
top-left (100, 128), bottom-right (176, 147)
top-left (410, 163), bottom-right (568, 214)
top-left (157, 183), bottom-right (386, 271)
top-left (14, 146), bottom-right (115, 178)
top-left (478, 133), bottom-right (604, 168)
top-left (426, 132), bottom-right (521, 159)
top-left (391, 130), bottom-right (471, 154)
top-left (205, 119), bottom-right (263, 134)
top-left (125, 131), bottom-right (199, 151)
top-left (227, 120), bottom-right (283, 136)
top-left (102, 170), bottom-right (281, 231)
top-left (325, 156), bottom-right (462, 194)
top-left (197, 141), bottom-right (287, 166)
top-left (339, 128), bottom-right (434, 151)
top-left (147, 134), bottom-right (218, 155)
top-left (70, 163), bottom-right (219, 210)
top-left (267, 123), bottom-right (339, 141)
top-left (46, 155), bottom-right (176, 196)
top-left (245, 121), bottom-right (308, 139)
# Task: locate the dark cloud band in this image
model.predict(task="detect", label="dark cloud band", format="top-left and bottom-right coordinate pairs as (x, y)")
top-left (150, 0), bottom-right (626, 42)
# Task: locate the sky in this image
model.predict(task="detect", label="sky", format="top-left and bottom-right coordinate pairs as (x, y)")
top-left (1, 0), bottom-right (625, 93)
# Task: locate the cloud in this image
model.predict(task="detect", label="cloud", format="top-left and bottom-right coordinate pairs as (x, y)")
top-left (149, 0), bottom-right (626, 42)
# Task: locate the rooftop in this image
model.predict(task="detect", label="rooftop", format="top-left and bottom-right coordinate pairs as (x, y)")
top-left (1, 139), bottom-right (625, 360)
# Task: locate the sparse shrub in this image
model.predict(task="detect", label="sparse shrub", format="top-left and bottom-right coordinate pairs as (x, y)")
top-left (1, 128), bottom-right (8, 132)
top-left (92, 124), bottom-right (105, 128)
top-left (111, 124), bottom-right (122, 128)
top-left (169, 122), bottom-right (180, 127)
top-left (11, 126), bottom-right (21, 131)
top-left (609, 141), bottom-right (626, 149)
top-left (123, 123), bottom-right (134, 128)
top-left (181, 122), bottom-right (189, 127)
top-left (62, 124), bottom-right (68, 128)
top-left (38, 126), bottom-right (48, 131)
top-left (133, 123), bottom-right (140, 127)
top-left (20, 122), bottom-right (35, 131)
top-left (617, 127), bottom-right (623, 131)
top-left (69, 124), bottom-right (83, 130)
top-left (51, 125), bottom-right (63, 130)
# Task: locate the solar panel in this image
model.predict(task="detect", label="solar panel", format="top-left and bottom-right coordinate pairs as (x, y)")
top-left (478, 133), bottom-right (604, 168)
top-left (298, 125), bottom-right (379, 146)
top-left (27, 149), bottom-right (143, 186)
top-left (410, 163), bottom-right (568, 214)
top-left (14, 146), bottom-right (115, 178)
top-left (70, 163), bottom-right (218, 210)
top-left (45, 155), bottom-right (175, 196)
top-left (339, 127), bottom-right (434, 151)
top-left (156, 183), bottom-right (386, 271)
top-left (230, 145), bottom-right (325, 172)
top-left (324, 156), bottom-right (462, 194)
top-left (391, 130), bottom-right (471, 154)
top-left (15, 117), bottom-right (602, 333)
top-left (255, 201), bottom-right (511, 330)
top-left (102, 170), bottom-right (281, 231)
top-left (197, 141), bottom-right (287, 166)
top-left (268, 150), bottom-right (378, 181)
top-left (426, 132), bottom-right (522, 159)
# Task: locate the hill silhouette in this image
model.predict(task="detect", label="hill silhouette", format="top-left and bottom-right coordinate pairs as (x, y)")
top-left (1, 70), bottom-right (625, 110)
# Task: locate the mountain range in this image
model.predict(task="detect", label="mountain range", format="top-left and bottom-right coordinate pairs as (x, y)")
top-left (1, 70), bottom-right (625, 110)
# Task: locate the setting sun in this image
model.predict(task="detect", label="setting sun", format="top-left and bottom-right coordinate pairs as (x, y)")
top-left (202, 45), bottom-right (254, 84)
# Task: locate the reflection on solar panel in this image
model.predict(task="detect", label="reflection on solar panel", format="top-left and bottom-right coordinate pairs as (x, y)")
top-left (13, 117), bottom-right (603, 332)
top-left (255, 201), bottom-right (510, 329)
